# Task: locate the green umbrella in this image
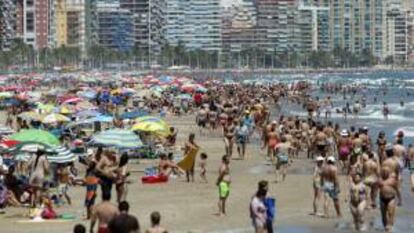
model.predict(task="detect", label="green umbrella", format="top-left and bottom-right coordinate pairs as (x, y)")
top-left (9, 129), bottom-right (60, 146)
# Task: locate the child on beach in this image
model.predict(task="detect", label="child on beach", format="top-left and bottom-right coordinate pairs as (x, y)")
top-left (199, 153), bottom-right (208, 183)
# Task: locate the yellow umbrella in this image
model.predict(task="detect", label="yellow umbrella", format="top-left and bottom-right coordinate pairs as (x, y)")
top-left (37, 103), bottom-right (55, 113)
top-left (18, 111), bottom-right (44, 121)
top-left (59, 105), bottom-right (74, 114)
top-left (131, 121), bottom-right (169, 136)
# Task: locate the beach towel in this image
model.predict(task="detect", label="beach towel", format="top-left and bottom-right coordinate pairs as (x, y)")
top-left (177, 148), bottom-right (199, 171)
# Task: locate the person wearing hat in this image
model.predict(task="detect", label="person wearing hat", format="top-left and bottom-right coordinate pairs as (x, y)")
top-left (337, 129), bottom-right (352, 173)
top-left (312, 156), bottom-right (324, 216)
top-left (321, 156), bottom-right (342, 218)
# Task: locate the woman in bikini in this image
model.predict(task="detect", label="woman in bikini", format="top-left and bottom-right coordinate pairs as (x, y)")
top-left (223, 120), bottom-right (235, 158)
top-left (267, 127), bottom-right (279, 162)
top-left (337, 130), bottom-right (353, 173)
top-left (349, 172), bottom-right (367, 231)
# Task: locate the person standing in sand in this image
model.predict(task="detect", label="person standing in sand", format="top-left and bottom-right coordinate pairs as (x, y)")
top-left (378, 166), bottom-right (398, 233)
top-left (321, 156), bottom-right (342, 218)
top-left (223, 120), bottom-right (235, 158)
top-left (217, 155), bottom-right (231, 217)
top-left (184, 133), bottom-right (199, 182)
top-left (312, 156), bottom-right (324, 216)
top-left (349, 172), bottom-right (367, 231)
top-left (27, 150), bottom-right (49, 207)
top-left (362, 151), bottom-right (379, 209)
top-left (90, 191), bottom-right (119, 233)
top-left (274, 136), bottom-right (290, 183)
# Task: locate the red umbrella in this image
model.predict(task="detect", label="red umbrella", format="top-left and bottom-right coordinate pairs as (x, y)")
top-left (0, 139), bottom-right (20, 149)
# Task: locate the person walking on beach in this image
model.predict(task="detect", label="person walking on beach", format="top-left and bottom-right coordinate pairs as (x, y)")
top-left (321, 156), bottom-right (342, 218)
top-left (115, 153), bottom-right (130, 203)
top-left (184, 133), bottom-right (199, 182)
top-left (235, 120), bottom-right (249, 160)
top-left (217, 155), bottom-right (231, 217)
top-left (27, 150), bottom-right (49, 207)
top-left (223, 120), bottom-right (235, 158)
top-left (250, 184), bottom-right (268, 233)
top-left (362, 151), bottom-right (379, 209)
top-left (312, 156), bottom-right (324, 216)
top-left (379, 166), bottom-right (398, 233)
top-left (274, 136), bottom-right (290, 183)
top-left (349, 172), bottom-right (367, 231)
top-left (96, 150), bottom-right (117, 201)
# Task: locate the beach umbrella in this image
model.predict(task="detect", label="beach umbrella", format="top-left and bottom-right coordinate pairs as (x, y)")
top-left (176, 94), bottom-right (192, 100)
top-left (78, 90), bottom-right (97, 99)
top-left (11, 144), bottom-right (76, 164)
top-left (76, 110), bottom-right (101, 118)
top-left (63, 97), bottom-right (82, 104)
top-left (18, 111), bottom-right (44, 121)
top-left (132, 117), bottom-right (169, 136)
top-left (120, 111), bottom-right (148, 120)
top-left (9, 129), bottom-right (60, 146)
top-left (75, 101), bottom-right (97, 111)
top-left (37, 103), bottom-right (55, 113)
top-left (0, 139), bottom-right (19, 149)
top-left (91, 115), bottom-right (113, 123)
top-left (42, 113), bottom-right (70, 124)
top-left (90, 129), bottom-right (143, 149)
top-left (0, 92), bottom-right (13, 98)
top-left (0, 125), bottom-right (14, 135)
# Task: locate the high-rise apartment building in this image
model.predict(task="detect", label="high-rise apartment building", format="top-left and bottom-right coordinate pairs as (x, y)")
top-left (95, 1), bottom-right (134, 52)
top-left (257, 0), bottom-right (297, 53)
top-left (120, 0), bottom-right (166, 62)
top-left (329, 0), bottom-right (384, 58)
top-left (0, 0), bottom-right (15, 51)
top-left (384, 0), bottom-right (409, 63)
top-left (166, 0), bottom-right (222, 52)
top-left (54, 0), bottom-right (86, 56)
top-left (15, 0), bottom-right (55, 50)
top-left (297, 1), bottom-right (330, 53)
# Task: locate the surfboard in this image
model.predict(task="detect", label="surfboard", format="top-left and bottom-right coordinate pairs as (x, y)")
top-left (177, 148), bottom-right (199, 171)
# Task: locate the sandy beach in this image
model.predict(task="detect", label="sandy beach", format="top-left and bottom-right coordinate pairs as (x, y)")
top-left (2, 114), bottom-right (413, 233)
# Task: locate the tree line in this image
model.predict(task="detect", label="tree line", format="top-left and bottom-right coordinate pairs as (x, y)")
top-left (0, 39), bottom-right (407, 70)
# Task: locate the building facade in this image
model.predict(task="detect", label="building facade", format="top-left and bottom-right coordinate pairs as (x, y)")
top-left (14, 0), bottom-right (55, 50)
top-left (297, 1), bottom-right (330, 53)
top-left (96, 1), bottom-right (134, 52)
top-left (166, 0), bottom-right (222, 52)
top-left (256, 0), bottom-right (298, 53)
top-left (0, 0), bottom-right (16, 51)
top-left (328, 0), bottom-right (385, 58)
top-left (120, 0), bottom-right (166, 63)
top-left (384, 0), bottom-right (409, 63)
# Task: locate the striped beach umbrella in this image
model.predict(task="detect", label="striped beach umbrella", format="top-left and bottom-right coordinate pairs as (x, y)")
top-left (90, 129), bottom-right (143, 149)
top-left (12, 144), bottom-right (76, 164)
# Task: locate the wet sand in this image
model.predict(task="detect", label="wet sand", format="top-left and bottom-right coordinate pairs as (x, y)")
top-left (1, 115), bottom-right (414, 233)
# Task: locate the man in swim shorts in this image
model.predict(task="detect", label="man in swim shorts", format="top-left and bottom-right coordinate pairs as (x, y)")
top-left (321, 156), bottom-right (342, 218)
top-left (217, 155), bottom-right (230, 217)
top-left (90, 191), bottom-right (119, 233)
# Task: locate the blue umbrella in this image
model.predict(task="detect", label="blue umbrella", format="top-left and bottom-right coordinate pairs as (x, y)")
top-left (79, 91), bottom-right (97, 99)
top-left (91, 115), bottom-right (113, 122)
top-left (121, 111), bottom-right (148, 119)
top-left (89, 129), bottom-right (143, 149)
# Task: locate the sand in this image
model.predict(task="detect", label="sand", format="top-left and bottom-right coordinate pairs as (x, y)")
top-left (1, 115), bottom-right (413, 233)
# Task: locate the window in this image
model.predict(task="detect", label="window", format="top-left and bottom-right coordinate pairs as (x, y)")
top-left (26, 12), bottom-right (34, 32)
top-left (26, 0), bottom-right (34, 7)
